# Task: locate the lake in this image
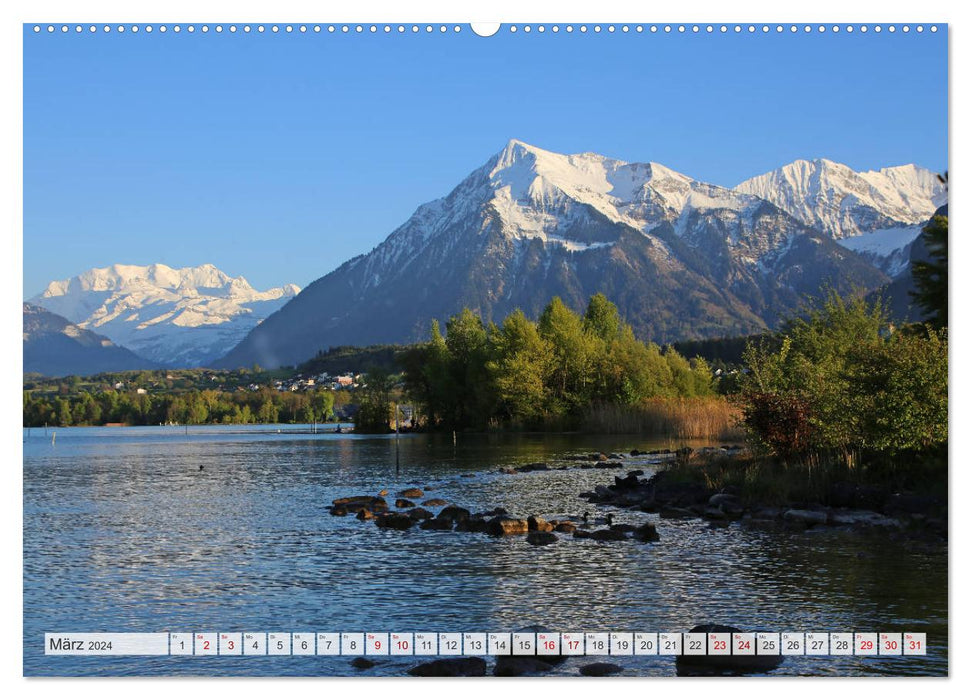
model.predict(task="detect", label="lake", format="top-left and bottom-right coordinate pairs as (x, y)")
top-left (22, 425), bottom-right (947, 676)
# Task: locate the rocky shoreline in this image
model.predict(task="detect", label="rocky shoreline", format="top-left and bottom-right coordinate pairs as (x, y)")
top-left (324, 444), bottom-right (944, 675)
top-left (579, 452), bottom-right (947, 540)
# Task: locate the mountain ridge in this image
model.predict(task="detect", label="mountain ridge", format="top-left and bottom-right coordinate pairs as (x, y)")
top-left (23, 302), bottom-right (157, 377)
top-left (216, 140), bottom-right (904, 369)
top-left (30, 263), bottom-right (300, 368)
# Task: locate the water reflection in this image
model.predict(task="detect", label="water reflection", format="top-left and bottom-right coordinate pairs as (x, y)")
top-left (24, 426), bottom-right (946, 676)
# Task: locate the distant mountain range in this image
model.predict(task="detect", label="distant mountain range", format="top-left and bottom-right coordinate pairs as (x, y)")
top-left (23, 303), bottom-right (155, 377)
top-left (217, 140), bottom-right (944, 369)
top-left (29, 263), bottom-right (300, 369)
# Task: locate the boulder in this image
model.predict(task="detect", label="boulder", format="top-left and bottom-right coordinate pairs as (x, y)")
top-left (828, 510), bottom-right (901, 528)
top-left (422, 498), bottom-right (449, 507)
top-left (375, 512), bottom-right (413, 530)
top-left (519, 462), bottom-right (550, 472)
top-left (408, 657), bottom-right (487, 677)
top-left (633, 523), bottom-right (660, 542)
top-left (350, 657), bottom-right (374, 670)
top-left (703, 506), bottom-right (729, 521)
top-left (407, 507), bottom-right (434, 520)
top-left (329, 505), bottom-right (349, 516)
top-left (494, 656), bottom-right (555, 676)
top-left (526, 532), bottom-right (557, 546)
top-left (438, 505), bottom-right (471, 522)
top-left (591, 529), bottom-right (628, 542)
top-left (397, 488), bottom-right (424, 499)
top-left (332, 495), bottom-right (388, 514)
top-left (333, 495), bottom-right (386, 508)
top-left (456, 518), bottom-right (489, 533)
top-left (480, 507), bottom-right (509, 517)
top-left (420, 517), bottom-right (454, 531)
top-left (395, 498), bottom-right (416, 508)
top-left (709, 493), bottom-right (739, 508)
top-left (659, 506), bottom-right (695, 519)
top-left (356, 508), bottom-right (374, 520)
top-left (783, 509), bottom-right (828, 526)
top-left (579, 662), bottom-right (624, 677)
top-left (487, 517), bottom-right (529, 536)
top-left (613, 473), bottom-right (640, 491)
top-left (378, 489), bottom-right (389, 496)
top-left (527, 515), bottom-right (554, 532)
top-left (884, 493), bottom-right (940, 516)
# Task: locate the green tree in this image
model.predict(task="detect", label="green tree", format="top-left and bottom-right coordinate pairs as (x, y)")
top-left (487, 309), bottom-right (553, 422)
top-left (538, 297), bottom-right (601, 413)
top-left (355, 366), bottom-right (394, 432)
top-left (911, 212), bottom-right (948, 329)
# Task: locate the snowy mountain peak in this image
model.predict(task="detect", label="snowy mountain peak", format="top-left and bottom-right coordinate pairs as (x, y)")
top-left (30, 263), bottom-right (301, 368)
top-left (736, 157), bottom-right (945, 240)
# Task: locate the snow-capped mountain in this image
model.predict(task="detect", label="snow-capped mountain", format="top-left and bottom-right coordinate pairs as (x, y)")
top-left (218, 140), bottom-right (890, 369)
top-left (23, 303), bottom-right (156, 377)
top-left (31, 264), bottom-right (300, 367)
top-left (736, 159), bottom-right (946, 274)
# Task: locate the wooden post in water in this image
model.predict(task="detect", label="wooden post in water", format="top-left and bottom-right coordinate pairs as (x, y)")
top-left (394, 403), bottom-right (400, 474)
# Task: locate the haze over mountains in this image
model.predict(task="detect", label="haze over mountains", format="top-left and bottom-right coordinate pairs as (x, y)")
top-left (23, 303), bottom-right (155, 377)
top-left (29, 264), bottom-right (299, 369)
top-left (218, 140), bottom-right (943, 369)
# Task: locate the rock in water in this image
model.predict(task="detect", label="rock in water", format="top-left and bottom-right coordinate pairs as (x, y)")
top-left (395, 498), bottom-right (416, 508)
top-left (408, 657), bottom-right (487, 677)
top-left (579, 662), bottom-right (624, 676)
top-left (397, 487), bottom-right (424, 499)
top-left (526, 532), bottom-right (557, 546)
top-left (487, 517), bottom-right (529, 536)
top-left (350, 657), bottom-right (374, 670)
top-left (493, 657), bottom-right (554, 676)
top-left (420, 517), bottom-right (454, 531)
top-left (633, 522), bottom-right (660, 542)
top-left (527, 515), bottom-right (554, 532)
top-left (783, 509), bottom-right (828, 526)
top-left (438, 505), bottom-right (471, 522)
top-left (422, 498), bottom-right (449, 507)
top-left (375, 512), bottom-right (413, 530)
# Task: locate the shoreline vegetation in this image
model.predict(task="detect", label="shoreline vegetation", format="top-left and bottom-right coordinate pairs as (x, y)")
top-left (22, 209), bottom-right (948, 527)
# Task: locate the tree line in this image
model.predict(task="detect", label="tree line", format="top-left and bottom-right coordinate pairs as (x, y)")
top-left (390, 294), bottom-right (715, 431)
top-left (22, 387), bottom-right (338, 427)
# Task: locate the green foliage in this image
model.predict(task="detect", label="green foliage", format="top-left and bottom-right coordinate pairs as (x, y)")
top-left (739, 290), bottom-right (947, 461)
top-left (486, 309), bottom-right (553, 423)
top-left (911, 213), bottom-right (948, 329)
top-left (402, 294), bottom-right (714, 430)
top-left (22, 385), bottom-right (341, 428)
top-left (354, 366), bottom-right (394, 432)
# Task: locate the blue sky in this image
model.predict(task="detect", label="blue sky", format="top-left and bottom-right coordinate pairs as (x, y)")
top-left (23, 24), bottom-right (947, 296)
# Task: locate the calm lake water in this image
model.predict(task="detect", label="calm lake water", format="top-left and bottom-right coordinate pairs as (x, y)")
top-left (23, 425), bottom-right (947, 676)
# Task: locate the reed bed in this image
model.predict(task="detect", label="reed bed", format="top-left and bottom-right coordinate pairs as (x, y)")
top-left (581, 397), bottom-right (744, 440)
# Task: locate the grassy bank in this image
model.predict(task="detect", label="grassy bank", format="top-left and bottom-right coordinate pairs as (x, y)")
top-left (660, 447), bottom-right (948, 509)
top-left (580, 397), bottom-right (744, 441)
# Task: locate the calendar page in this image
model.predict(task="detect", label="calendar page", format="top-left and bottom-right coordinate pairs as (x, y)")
top-left (20, 4), bottom-right (949, 682)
